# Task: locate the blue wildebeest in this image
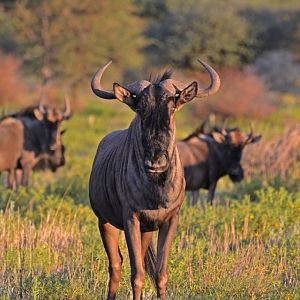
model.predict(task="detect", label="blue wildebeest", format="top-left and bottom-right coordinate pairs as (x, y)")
top-left (89, 59), bottom-right (220, 299)
top-left (0, 117), bottom-right (24, 190)
top-left (0, 97), bottom-right (71, 188)
top-left (177, 123), bottom-right (261, 205)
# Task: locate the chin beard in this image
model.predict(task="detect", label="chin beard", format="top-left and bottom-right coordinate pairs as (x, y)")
top-left (229, 173), bottom-right (244, 182)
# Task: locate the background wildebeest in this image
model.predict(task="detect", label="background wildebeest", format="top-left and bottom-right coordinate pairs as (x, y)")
top-left (177, 122), bottom-right (261, 205)
top-left (0, 97), bottom-right (70, 188)
top-left (0, 117), bottom-right (24, 190)
top-left (89, 59), bottom-right (220, 299)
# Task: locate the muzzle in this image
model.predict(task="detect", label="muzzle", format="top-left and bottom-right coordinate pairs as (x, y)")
top-left (144, 153), bottom-right (169, 173)
top-left (229, 166), bottom-right (244, 182)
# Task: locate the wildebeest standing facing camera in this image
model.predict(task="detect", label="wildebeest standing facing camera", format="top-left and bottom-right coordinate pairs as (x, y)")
top-left (89, 59), bottom-right (220, 299)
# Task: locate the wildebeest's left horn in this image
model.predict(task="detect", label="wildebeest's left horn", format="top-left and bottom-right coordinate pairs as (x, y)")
top-left (91, 61), bottom-right (116, 99)
top-left (63, 95), bottom-right (71, 119)
top-left (196, 59), bottom-right (221, 98)
top-left (160, 59), bottom-right (220, 99)
top-left (245, 122), bottom-right (254, 143)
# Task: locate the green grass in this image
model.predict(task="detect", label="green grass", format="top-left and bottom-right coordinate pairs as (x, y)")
top-left (0, 100), bottom-right (299, 299)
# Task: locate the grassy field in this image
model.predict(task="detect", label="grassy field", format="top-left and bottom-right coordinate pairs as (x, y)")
top-left (0, 99), bottom-right (299, 299)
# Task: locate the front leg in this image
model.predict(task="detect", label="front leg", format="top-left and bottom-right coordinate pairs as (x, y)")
top-left (156, 212), bottom-right (179, 299)
top-left (208, 181), bottom-right (217, 205)
top-left (123, 212), bottom-right (144, 300)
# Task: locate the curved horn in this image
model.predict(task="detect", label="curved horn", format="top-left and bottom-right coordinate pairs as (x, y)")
top-left (63, 95), bottom-right (71, 119)
top-left (196, 59), bottom-right (221, 98)
top-left (39, 85), bottom-right (47, 114)
top-left (221, 118), bottom-right (228, 135)
top-left (159, 59), bottom-right (220, 98)
top-left (247, 122), bottom-right (254, 140)
top-left (91, 61), bottom-right (151, 100)
top-left (249, 122), bottom-right (254, 136)
top-left (91, 61), bottom-right (116, 99)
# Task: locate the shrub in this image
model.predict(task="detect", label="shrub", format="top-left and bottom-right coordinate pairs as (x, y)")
top-left (0, 52), bottom-right (28, 106)
top-left (190, 67), bottom-right (277, 118)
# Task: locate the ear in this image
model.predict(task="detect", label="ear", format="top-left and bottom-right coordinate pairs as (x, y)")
top-left (113, 83), bottom-right (136, 108)
top-left (176, 81), bottom-right (198, 110)
top-left (211, 131), bottom-right (226, 143)
top-left (247, 135), bottom-right (262, 144)
top-left (33, 108), bottom-right (44, 121)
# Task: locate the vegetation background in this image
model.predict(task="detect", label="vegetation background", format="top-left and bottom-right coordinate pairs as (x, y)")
top-left (0, 0), bottom-right (299, 299)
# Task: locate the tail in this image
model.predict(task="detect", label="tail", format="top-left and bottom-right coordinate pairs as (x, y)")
top-left (144, 241), bottom-right (157, 290)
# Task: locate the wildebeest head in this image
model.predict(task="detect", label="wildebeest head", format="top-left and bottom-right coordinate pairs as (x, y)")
top-left (32, 95), bottom-right (72, 123)
top-left (34, 129), bottom-right (66, 172)
top-left (210, 125), bottom-right (261, 182)
top-left (30, 96), bottom-right (71, 152)
top-left (91, 60), bottom-right (220, 175)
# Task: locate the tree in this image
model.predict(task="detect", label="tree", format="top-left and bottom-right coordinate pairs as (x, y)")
top-left (141, 0), bottom-right (254, 69)
top-left (8, 0), bottom-right (146, 92)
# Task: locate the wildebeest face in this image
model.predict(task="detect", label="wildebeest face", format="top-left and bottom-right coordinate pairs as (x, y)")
top-left (34, 130), bottom-right (66, 172)
top-left (114, 82), bottom-right (198, 174)
top-left (33, 96), bottom-right (72, 124)
top-left (48, 129), bottom-right (66, 171)
top-left (211, 128), bottom-right (261, 182)
top-left (226, 146), bottom-right (244, 182)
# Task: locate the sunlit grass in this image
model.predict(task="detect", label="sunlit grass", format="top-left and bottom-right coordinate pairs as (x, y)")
top-left (0, 102), bottom-right (299, 299)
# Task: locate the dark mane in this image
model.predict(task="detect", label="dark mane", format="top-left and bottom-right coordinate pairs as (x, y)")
top-left (149, 69), bottom-right (173, 85)
top-left (0, 106), bottom-right (38, 122)
top-left (182, 122), bottom-right (208, 141)
top-left (10, 106), bottom-right (37, 118)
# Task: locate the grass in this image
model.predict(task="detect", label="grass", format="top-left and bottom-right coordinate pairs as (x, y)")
top-left (0, 99), bottom-right (299, 299)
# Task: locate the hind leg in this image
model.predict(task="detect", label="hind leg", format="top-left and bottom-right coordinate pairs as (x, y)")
top-left (7, 169), bottom-right (17, 191)
top-left (99, 220), bottom-right (122, 300)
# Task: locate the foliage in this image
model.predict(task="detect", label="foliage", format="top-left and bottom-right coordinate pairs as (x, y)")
top-left (0, 6), bottom-right (15, 52)
top-left (3, 0), bottom-right (146, 88)
top-left (253, 50), bottom-right (300, 94)
top-left (190, 67), bottom-right (277, 118)
top-left (142, 0), bottom-right (255, 69)
top-left (241, 4), bottom-right (300, 59)
top-left (0, 52), bottom-right (28, 105)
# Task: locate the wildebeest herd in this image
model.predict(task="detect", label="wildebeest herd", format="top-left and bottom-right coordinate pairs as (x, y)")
top-left (0, 97), bottom-right (70, 189)
top-left (0, 58), bottom-right (261, 299)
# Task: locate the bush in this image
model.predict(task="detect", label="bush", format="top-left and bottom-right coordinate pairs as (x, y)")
top-left (0, 52), bottom-right (28, 105)
top-left (190, 67), bottom-right (277, 118)
top-left (143, 0), bottom-right (255, 69)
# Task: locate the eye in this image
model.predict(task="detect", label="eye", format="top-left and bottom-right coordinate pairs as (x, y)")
top-left (131, 94), bottom-right (137, 99)
top-left (175, 93), bottom-right (180, 100)
top-left (171, 106), bottom-right (177, 113)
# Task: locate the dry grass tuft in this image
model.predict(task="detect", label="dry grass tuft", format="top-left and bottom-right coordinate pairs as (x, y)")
top-left (243, 125), bottom-right (300, 178)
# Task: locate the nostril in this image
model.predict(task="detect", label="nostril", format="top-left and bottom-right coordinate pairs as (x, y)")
top-left (145, 159), bottom-right (152, 168)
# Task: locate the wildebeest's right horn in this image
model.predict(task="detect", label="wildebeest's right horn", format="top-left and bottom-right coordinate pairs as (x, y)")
top-left (91, 61), bottom-right (151, 100)
top-left (196, 59), bottom-right (221, 98)
top-left (63, 95), bottom-right (71, 119)
top-left (38, 87), bottom-right (47, 114)
top-left (91, 61), bottom-right (116, 99)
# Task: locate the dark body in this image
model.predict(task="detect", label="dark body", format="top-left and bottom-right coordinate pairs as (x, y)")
top-left (90, 117), bottom-right (185, 232)
top-left (177, 126), bottom-right (261, 205)
top-left (0, 99), bottom-right (70, 188)
top-left (89, 59), bottom-right (220, 299)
